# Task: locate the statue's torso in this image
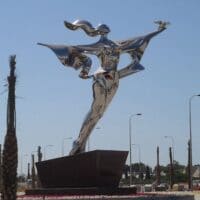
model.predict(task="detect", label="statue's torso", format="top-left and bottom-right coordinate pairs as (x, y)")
top-left (97, 37), bottom-right (120, 71)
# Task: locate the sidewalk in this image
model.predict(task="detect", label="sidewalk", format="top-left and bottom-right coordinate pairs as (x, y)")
top-left (16, 192), bottom-right (195, 200)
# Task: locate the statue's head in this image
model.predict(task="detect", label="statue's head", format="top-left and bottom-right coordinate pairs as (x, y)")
top-left (97, 24), bottom-right (110, 35)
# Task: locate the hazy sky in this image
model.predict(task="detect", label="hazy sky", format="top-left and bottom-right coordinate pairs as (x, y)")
top-left (0, 0), bottom-right (200, 174)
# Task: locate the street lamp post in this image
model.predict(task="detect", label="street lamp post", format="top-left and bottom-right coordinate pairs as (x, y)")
top-left (188, 94), bottom-right (200, 190)
top-left (132, 144), bottom-right (141, 164)
top-left (44, 145), bottom-right (54, 160)
top-left (132, 144), bottom-right (141, 179)
top-left (129, 113), bottom-right (142, 186)
top-left (62, 137), bottom-right (72, 156)
top-left (20, 154), bottom-right (28, 175)
top-left (164, 136), bottom-right (175, 163)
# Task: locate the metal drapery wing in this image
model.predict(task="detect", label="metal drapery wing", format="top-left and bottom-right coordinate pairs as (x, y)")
top-left (38, 43), bottom-right (78, 68)
top-left (118, 62), bottom-right (145, 79)
top-left (37, 43), bottom-right (92, 72)
top-left (64, 20), bottom-right (99, 37)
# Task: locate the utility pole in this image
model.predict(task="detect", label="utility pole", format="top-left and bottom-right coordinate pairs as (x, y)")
top-left (31, 154), bottom-right (36, 189)
top-left (156, 146), bottom-right (160, 185)
top-left (0, 144), bottom-right (2, 193)
top-left (2, 55), bottom-right (18, 200)
top-left (37, 146), bottom-right (42, 188)
top-left (188, 94), bottom-right (200, 190)
top-left (27, 163), bottom-right (31, 180)
top-left (37, 146), bottom-right (42, 162)
top-left (169, 147), bottom-right (174, 189)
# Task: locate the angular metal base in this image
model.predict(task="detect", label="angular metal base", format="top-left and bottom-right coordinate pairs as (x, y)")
top-left (36, 150), bottom-right (128, 188)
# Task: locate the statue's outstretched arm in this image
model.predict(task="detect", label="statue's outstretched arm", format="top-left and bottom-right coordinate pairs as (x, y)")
top-left (117, 21), bottom-right (169, 79)
top-left (117, 21), bottom-right (169, 54)
top-left (76, 43), bottom-right (102, 56)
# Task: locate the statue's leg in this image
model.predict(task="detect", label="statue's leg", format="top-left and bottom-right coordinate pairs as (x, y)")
top-left (69, 72), bottom-right (119, 155)
top-left (118, 62), bottom-right (145, 79)
top-left (103, 72), bottom-right (119, 109)
top-left (69, 80), bottom-right (106, 155)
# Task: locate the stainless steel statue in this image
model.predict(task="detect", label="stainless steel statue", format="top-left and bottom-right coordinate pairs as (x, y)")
top-left (38, 20), bottom-right (168, 156)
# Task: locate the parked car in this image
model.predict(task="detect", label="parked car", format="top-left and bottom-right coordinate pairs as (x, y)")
top-left (155, 183), bottom-right (169, 191)
top-left (193, 180), bottom-right (200, 190)
top-left (144, 184), bottom-right (153, 192)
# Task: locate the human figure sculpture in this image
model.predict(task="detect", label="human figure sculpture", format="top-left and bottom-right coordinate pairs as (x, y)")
top-left (38, 20), bottom-right (168, 155)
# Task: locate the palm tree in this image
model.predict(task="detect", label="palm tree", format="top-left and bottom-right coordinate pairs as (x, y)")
top-left (2, 55), bottom-right (18, 200)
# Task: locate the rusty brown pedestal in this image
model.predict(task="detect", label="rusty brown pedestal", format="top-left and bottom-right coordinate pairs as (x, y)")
top-left (36, 150), bottom-right (128, 188)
